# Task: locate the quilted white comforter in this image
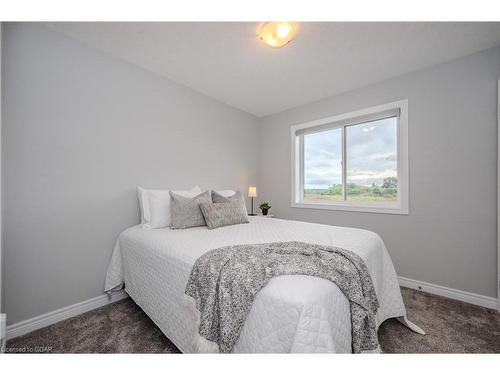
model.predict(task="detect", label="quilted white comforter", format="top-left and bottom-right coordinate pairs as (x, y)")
top-left (105, 217), bottom-right (408, 353)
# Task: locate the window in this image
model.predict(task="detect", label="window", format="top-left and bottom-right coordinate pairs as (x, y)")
top-left (291, 100), bottom-right (408, 214)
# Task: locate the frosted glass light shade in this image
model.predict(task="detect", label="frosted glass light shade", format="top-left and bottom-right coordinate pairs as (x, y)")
top-left (258, 22), bottom-right (296, 48)
top-left (248, 186), bottom-right (257, 197)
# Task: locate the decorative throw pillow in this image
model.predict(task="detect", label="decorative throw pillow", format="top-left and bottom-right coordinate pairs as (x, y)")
top-left (211, 190), bottom-right (248, 216)
top-left (170, 190), bottom-right (212, 229)
top-left (199, 202), bottom-right (249, 230)
top-left (137, 186), bottom-right (201, 228)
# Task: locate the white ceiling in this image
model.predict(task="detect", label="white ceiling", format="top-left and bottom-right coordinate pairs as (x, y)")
top-left (44, 22), bottom-right (500, 117)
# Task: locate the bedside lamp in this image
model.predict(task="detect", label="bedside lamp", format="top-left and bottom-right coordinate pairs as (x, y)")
top-left (248, 186), bottom-right (257, 216)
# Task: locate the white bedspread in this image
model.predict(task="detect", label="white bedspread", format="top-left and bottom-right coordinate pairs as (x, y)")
top-left (105, 217), bottom-right (408, 353)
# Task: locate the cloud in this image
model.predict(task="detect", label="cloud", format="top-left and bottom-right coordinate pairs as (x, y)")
top-left (306, 177), bottom-right (341, 186)
top-left (304, 117), bottom-right (397, 188)
top-left (347, 168), bottom-right (397, 181)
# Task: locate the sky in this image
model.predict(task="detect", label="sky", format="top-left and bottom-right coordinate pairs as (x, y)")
top-left (304, 117), bottom-right (397, 189)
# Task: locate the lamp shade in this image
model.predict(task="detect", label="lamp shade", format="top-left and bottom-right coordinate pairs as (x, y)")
top-left (248, 186), bottom-right (257, 198)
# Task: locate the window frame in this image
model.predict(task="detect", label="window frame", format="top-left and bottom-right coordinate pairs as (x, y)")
top-left (291, 99), bottom-right (409, 215)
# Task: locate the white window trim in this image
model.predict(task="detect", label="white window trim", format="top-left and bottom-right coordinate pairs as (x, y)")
top-left (290, 99), bottom-right (409, 215)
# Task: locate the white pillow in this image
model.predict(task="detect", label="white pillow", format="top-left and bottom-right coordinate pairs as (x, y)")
top-left (215, 190), bottom-right (236, 197)
top-left (137, 186), bottom-right (201, 229)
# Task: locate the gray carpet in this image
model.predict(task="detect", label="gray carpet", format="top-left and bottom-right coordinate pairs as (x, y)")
top-left (6, 287), bottom-right (500, 354)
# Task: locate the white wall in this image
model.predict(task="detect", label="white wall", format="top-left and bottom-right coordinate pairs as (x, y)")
top-left (258, 46), bottom-right (500, 298)
top-left (2, 23), bottom-right (259, 325)
top-left (0, 22), bottom-right (4, 319)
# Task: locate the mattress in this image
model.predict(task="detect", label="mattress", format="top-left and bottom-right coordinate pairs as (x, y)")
top-left (105, 217), bottom-right (409, 353)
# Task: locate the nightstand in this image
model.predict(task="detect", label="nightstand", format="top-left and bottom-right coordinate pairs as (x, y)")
top-left (255, 214), bottom-right (275, 218)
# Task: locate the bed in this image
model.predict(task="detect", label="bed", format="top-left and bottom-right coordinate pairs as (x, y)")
top-left (105, 216), bottom-right (422, 353)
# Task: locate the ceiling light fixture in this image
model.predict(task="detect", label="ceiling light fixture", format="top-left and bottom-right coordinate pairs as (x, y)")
top-left (258, 22), bottom-right (296, 48)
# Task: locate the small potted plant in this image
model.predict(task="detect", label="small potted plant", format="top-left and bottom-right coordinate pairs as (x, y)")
top-left (259, 202), bottom-right (271, 216)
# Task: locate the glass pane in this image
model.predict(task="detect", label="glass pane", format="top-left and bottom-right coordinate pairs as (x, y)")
top-left (303, 128), bottom-right (343, 201)
top-left (346, 117), bottom-right (398, 201)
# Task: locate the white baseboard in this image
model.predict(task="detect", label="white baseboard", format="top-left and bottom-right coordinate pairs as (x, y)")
top-left (0, 313), bottom-right (5, 340)
top-left (6, 290), bottom-right (128, 340)
top-left (398, 276), bottom-right (498, 310)
top-left (1, 313), bottom-right (6, 353)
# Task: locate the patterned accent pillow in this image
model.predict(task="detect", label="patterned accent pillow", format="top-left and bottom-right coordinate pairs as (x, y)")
top-left (199, 202), bottom-right (249, 230)
top-left (170, 190), bottom-right (212, 229)
top-left (211, 190), bottom-right (248, 216)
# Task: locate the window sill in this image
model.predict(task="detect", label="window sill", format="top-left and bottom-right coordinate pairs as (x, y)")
top-left (291, 200), bottom-right (409, 215)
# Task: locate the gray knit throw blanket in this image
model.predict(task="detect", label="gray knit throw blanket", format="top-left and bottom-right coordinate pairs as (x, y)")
top-left (184, 241), bottom-right (380, 353)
